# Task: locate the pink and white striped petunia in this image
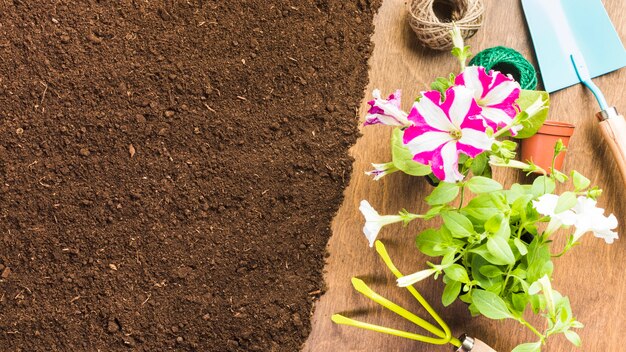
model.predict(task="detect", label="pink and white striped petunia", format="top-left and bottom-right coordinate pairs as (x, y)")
top-left (403, 86), bottom-right (494, 183)
top-left (364, 89), bottom-right (411, 127)
top-left (455, 66), bottom-right (521, 133)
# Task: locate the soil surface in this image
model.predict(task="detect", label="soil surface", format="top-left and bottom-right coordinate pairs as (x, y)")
top-left (0, 1), bottom-right (379, 351)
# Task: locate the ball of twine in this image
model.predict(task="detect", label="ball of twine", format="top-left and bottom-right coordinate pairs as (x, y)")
top-left (469, 46), bottom-right (538, 90)
top-left (409, 0), bottom-right (484, 51)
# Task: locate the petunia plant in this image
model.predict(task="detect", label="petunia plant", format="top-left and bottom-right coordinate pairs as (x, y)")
top-left (351, 27), bottom-right (619, 351)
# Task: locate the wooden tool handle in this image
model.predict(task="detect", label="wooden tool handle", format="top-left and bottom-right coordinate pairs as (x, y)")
top-left (471, 338), bottom-right (497, 352)
top-left (456, 336), bottom-right (497, 352)
top-left (599, 114), bottom-right (626, 189)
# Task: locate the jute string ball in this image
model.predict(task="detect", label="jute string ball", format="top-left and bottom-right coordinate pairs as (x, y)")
top-left (409, 0), bottom-right (484, 51)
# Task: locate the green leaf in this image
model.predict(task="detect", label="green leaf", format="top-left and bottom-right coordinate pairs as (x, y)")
top-left (529, 293), bottom-right (543, 313)
top-left (424, 205), bottom-right (446, 219)
top-left (511, 267), bottom-right (528, 280)
top-left (431, 77), bottom-right (454, 96)
top-left (555, 191), bottom-right (577, 213)
top-left (470, 245), bottom-right (512, 266)
top-left (467, 176), bottom-right (503, 194)
top-left (415, 228), bottom-right (451, 257)
top-left (463, 194), bottom-right (500, 221)
top-left (479, 265), bottom-right (504, 278)
top-left (514, 90), bottom-right (550, 139)
top-left (553, 169), bottom-right (568, 183)
top-left (531, 176), bottom-right (556, 197)
top-left (564, 330), bottom-right (582, 347)
top-left (514, 237), bottom-right (528, 255)
top-left (442, 280), bottom-right (462, 306)
top-left (426, 182), bottom-right (460, 205)
top-left (484, 214), bottom-right (504, 234)
top-left (471, 290), bottom-right (514, 320)
top-left (505, 184), bottom-right (532, 204)
top-left (459, 290), bottom-right (473, 303)
top-left (470, 152), bottom-right (490, 177)
top-left (571, 170), bottom-right (590, 191)
top-left (554, 138), bottom-right (567, 154)
top-left (571, 321), bottom-right (584, 329)
top-left (511, 342), bottom-right (542, 352)
top-left (511, 293), bottom-right (529, 312)
top-left (525, 238), bottom-right (553, 282)
top-left (470, 254), bottom-right (504, 289)
top-left (444, 264), bottom-right (470, 283)
top-left (440, 250), bottom-right (457, 267)
top-left (452, 45), bottom-right (471, 63)
top-left (391, 128), bottom-right (432, 176)
top-left (487, 236), bottom-right (515, 265)
top-left (442, 212), bottom-right (474, 237)
top-left (511, 194), bottom-right (534, 221)
top-left (493, 217), bottom-right (511, 240)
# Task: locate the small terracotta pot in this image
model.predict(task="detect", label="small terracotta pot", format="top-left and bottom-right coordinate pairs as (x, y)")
top-left (520, 120), bottom-right (575, 173)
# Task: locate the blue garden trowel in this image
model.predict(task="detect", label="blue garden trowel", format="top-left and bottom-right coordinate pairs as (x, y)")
top-left (522, 0), bottom-right (626, 93)
top-left (522, 0), bottom-right (626, 188)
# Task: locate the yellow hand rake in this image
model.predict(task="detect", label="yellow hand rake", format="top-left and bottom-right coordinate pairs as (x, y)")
top-left (332, 241), bottom-right (496, 352)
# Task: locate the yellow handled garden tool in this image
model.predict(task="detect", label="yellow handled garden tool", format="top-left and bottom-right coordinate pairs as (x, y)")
top-left (332, 241), bottom-right (496, 352)
top-left (522, 0), bottom-right (626, 189)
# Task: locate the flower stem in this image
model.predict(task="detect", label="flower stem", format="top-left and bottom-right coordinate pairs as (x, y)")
top-left (492, 123), bottom-right (515, 138)
top-left (552, 238), bottom-right (579, 257)
top-left (518, 317), bottom-right (546, 342)
top-left (458, 184), bottom-right (466, 210)
top-left (500, 264), bottom-right (514, 296)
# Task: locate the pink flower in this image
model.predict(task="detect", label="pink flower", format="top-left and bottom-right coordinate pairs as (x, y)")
top-left (403, 86), bottom-right (493, 183)
top-left (364, 89), bottom-right (410, 127)
top-left (455, 66), bottom-right (521, 133)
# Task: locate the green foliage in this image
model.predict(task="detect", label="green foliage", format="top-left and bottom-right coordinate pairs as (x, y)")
top-left (444, 264), bottom-right (470, 284)
top-left (390, 128), bottom-right (432, 176)
top-left (571, 171), bottom-right (590, 191)
top-left (430, 73), bottom-right (456, 96)
top-left (442, 279), bottom-right (462, 306)
top-left (463, 194), bottom-right (502, 221)
top-left (513, 90), bottom-right (550, 139)
top-left (511, 342), bottom-right (542, 352)
top-left (415, 228), bottom-right (457, 256)
top-left (467, 176), bottom-right (503, 194)
top-left (555, 192), bottom-right (577, 213)
top-left (426, 182), bottom-right (460, 205)
top-left (486, 236), bottom-right (515, 265)
top-left (470, 152), bottom-right (492, 178)
top-left (531, 176), bottom-right (555, 197)
top-left (471, 290), bottom-right (514, 320)
top-left (408, 163), bottom-right (594, 350)
top-left (452, 45), bottom-right (472, 68)
top-left (442, 212), bottom-right (474, 238)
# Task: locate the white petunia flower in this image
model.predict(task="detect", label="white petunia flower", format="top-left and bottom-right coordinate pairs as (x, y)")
top-left (533, 194), bottom-right (576, 235)
top-left (533, 195), bottom-right (618, 243)
top-left (570, 196), bottom-right (618, 244)
top-left (397, 268), bottom-right (438, 287)
top-left (364, 89), bottom-right (411, 127)
top-left (359, 200), bottom-right (403, 247)
top-left (364, 162), bottom-right (399, 181)
top-left (451, 26), bottom-right (464, 50)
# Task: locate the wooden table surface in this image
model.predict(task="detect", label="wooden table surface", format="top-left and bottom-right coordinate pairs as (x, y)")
top-left (304, 1), bottom-right (626, 351)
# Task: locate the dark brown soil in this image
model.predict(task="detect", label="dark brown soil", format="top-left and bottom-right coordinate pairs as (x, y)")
top-left (0, 1), bottom-right (379, 351)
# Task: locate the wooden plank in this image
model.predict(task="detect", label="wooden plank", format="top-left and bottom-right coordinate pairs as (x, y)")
top-left (304, 0), bottom-right (626, 351)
